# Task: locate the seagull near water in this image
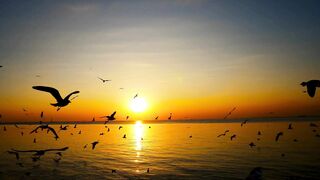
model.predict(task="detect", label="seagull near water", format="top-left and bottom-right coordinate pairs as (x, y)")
top-left (301, 80), bottom-right (320, 97)
top-left (100, 111), bottom-right (116, 123)
top-left (30, 124), bottom-right (59, 140)
top-left (98, 77), bottom-right (111, 83)
top-left (275, 132), bottom-right (283, 142)
top-left (32, 86), bottom-right (80, 111)
top-left (11, 147), bottom-right (69, 157)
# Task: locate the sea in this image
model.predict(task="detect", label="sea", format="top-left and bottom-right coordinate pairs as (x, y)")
top-left (0, 118), bottom-right (319, 179)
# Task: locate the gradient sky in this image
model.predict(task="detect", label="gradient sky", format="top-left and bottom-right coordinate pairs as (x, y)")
top-left (0, 0), bottom-right (320, 122)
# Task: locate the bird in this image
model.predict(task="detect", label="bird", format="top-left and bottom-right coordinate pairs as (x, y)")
top-left (14, 124), bottom-right (19, 128)
top-left (98, 77), bottom-right (111, 83)
top-left (78, 130), bottom-right (82, 134)
top-left (83, 144), bottom-right (87, 149)
top-left (310, 123), bottom-right (318, 127)
top-left (32, 86), bottom-right (80, 111)
top-left (257, 131), bottom-right (261, 136)
top-left (11, 147), bottom-right (69, 157)
top-left (40, 111), bottom-right (44, 119)
top-left (245, 167), bottom-right (263, 180)
top-left (189, 135), bottom-right (192, 138)
top-left (300, 80), bottom-right (320, 97)
top-left (147, 168), bottom-right (150, 173)
top-left (223, 107), bottom-right (236, 119)
top-left (126, 116), bottom-right (129, 120)
top-left (30, 124), bottom-right (59, 140)
top-left (74, 124), bottom-right (77, 128)
top-left (241, 119), bottom-right (248, 127)
top-left (224, 130), bottom-right (230, 133)
top-left (168, 113), bottom-right (172, 120)
top-left (21, 132), bottom-right (24, 136)
top-left (92, 117), bottom-right (95, 122)
top-left (134, 94), bottom-right (138, 99)
top-left (288, 123), bottom-right (293, 130)
top-left (3, 126), bottom-right (6, 131)
top-left (230, 134), bottom-right (236, 140)
top-left (99, 133), bottom-right (104, 136)
top-left (33, 138), bottom-right (36, 143)
top-left (118, 126), bottom-right (123, 130)
top-left (275, 132), bottom-right (283, 142)
top-left (91, 141), bottom-right (99, 150)
top-left (217, 133), bottom-right (226, 138)
top-left (101, 111), bottom-right (116, 123)
top-left (155, 116), bottom-right (159, 120)
top-left (123, 134), bottom-right (126, 138)
top-left (111, 169), bottom-right (116, 173)
top-left (249, 142), bottom-right (256, 148)
top-left (59, 125), bottom-right (68, 131)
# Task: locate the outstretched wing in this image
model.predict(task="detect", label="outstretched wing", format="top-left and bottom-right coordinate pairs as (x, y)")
top-left (47, 126), bottom-right (59, 139)
top-left (307, 84), bottom-right (316, 97)
top-left (30, 126), bottom-right (41, 134)
top-left (64, 91), bottom-right (80, 100)
top-left (110, 111), bottom-right (116, 117)
top-left (32, 86), bottom-right (63, 102)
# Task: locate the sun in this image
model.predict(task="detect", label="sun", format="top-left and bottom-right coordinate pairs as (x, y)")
top-left (130, 97), bottom-right (148, 112)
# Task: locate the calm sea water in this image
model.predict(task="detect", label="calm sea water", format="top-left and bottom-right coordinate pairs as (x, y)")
top-left (0, 120), bottom-right (319, 179)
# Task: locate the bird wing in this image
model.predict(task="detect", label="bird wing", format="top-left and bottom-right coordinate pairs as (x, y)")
top-left (32, 86), bottom-right (63, 102)
top-left (64, 91), bottom-right (80, 100)
top-left (47, 126), bottom-right (59, 139)
top-left (43, 147), bottom-right (69, 152)
top-left (307, 84), bottom-right (316, 97)
top-left (30, 126), bottom-right (41, 134)
top-left (110, 111), bottom-right (116, 117)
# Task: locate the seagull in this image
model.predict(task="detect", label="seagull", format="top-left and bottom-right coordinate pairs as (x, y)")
top-left (74, 124), bottom-right (77, 128)
top-left (275, 132), bottom-right (283, 142)
top-left (92, 117), bottom-right (95, 122)
top-left (123, 134), bottom-right (126, 138)
top-left (168, 113), bottom-right (172, 120)
top-left (11, 147), bottom-right (69, 157)
top-left (249, 142), bottom-right (256, 148)
top-left (30, 124), bottom-right (59, 140)
top-left (32, 86), bottom-right (80, 111)
top-left (99, 133), bottom-right (104, 136)
top-left (147, 168), bottom-right (150, 173)
top-left (101, 111), bottom-right (116, 123)
top-left (224, 130), bottom-right (230, 133)
top-left (3, 126), bottom-right (6, 131)
top-left (223, 107), bottom-right (236, 119)
top-left (83, 144), bottom-right (87, 149)
top-left (257, 131), bottom-right (261, 136)
top-left (155, 116), bottom-right (159, 120)
top-left (300, 80), bottom-right (320, 97)
top-left (78, 130), bottom-right (82, 134)
top-left (241, 119), bottom-right (248, 127)
top-left (91, 141), bottom-right (99, 150)
top-left (230, 134), bottom-right (236, 141)
top-left (111, 169), bottom-right (116, 173)
top-left (288, 123), bottom-right (293, 130)
top-left (118, 126), bottom-right (123, 130)
top-left (60, 125), bottom-right (68, 131)
top-left (126, 116), bottom-right (129, 120)
top-left (33, 138), bottom-right (36, 143)
top-left (245, 167), bottom-right (263, 180)
top-left (217, 133), bottom-right (226, 138)
top-left (40, 111), bottom-right (44, 119)
top-left (134, 94), bottom-right (138, 99)
top-left (310, 123), bottom-right (318, 127)
top-left (98, 77), bottom-right (111, 83)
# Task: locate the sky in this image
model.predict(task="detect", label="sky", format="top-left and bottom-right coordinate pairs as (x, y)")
top-left (0, 0), bottom-right (320, 122)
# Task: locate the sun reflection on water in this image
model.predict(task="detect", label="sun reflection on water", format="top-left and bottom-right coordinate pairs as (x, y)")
top-left (134, 121), bottom-right (143, 151)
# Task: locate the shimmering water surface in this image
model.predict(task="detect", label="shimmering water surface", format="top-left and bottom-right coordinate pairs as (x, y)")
top-left (0, 121), bottom-right (319, 179)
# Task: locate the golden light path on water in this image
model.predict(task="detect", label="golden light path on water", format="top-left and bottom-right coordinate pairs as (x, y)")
top-left (134, 120), bottom-right (144, 173)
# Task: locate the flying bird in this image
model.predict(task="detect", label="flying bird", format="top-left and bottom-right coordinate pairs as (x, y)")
top-left (241, 119), bottom-right (248, 127)
top-left (98, 77), bottom-right (111, 83)
top-left (217, 133), bottom-right (226, 138)
top-left (230, 134), bottom-right (236, 141)
top-left (123, 134), bottom-right (126, 138)
top-left (91, 141), bottom-right (99, 150)
top-left (300, 80), bottom-right (320, 97)
top-left (223, 107), bottom-right (236, 119)
top-left (155, 116), bottom-right (159, 120)
top-left (11, 147), bottom-right (69, 157)
top-left (249, 142), bottom-right (256, 148)
top-left (100, 111), bottom-right (116, 123)
top-left (32, 86), bottom-right (80, 111)
top-left (118, 126), bottom-right (123, 130)
top-left (126, 116), bottom-right (129, 120)
top-left (30, 124), bottom-right (59, 140)
top-left (134, 94), bottom-right (138, 99)
top-left (257, 131), bottom-right (262, 136)
top-left (275, 132), bottom-right (283, 142)
top-left (40, 111), bottom-right (44, 119)
top-left (168, 113), bottom-right (172, 120)
top-left (288, 123), bottom-right (293, 130)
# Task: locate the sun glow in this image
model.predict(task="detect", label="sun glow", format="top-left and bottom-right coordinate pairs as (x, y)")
top-left (130, 97), bottom-right (148, 112)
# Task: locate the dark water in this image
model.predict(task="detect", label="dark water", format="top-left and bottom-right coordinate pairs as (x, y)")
top-left (0, 121), bottom-right (319, 179)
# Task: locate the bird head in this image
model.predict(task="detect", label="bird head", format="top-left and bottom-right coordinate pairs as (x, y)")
top-left (300, 82), bottom-right (307, 86)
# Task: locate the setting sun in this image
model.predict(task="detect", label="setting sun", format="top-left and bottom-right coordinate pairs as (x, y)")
top-left (130, 97), bottom-right (148, 113)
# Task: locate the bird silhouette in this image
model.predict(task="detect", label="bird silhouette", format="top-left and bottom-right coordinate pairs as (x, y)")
top-left (134, 94), bottom-right (138, 99)
top-left (155, 116), bottom-right (159, 120)
top-left (230, 134), bottom-right (236, 140)
top-left (101, 111), bottom-right (116, 123)
top-left (249, 142), bottom-right (256, 148)
top-left (241, 119), bottom-right (248, 127)
top-left (40, 111), bottom-right (44, 119)
top-left (217, 133), bottom-right (226, 138)
top-left (310, 123), bottom-right (318, 127)
top-left (78, 130), bottom-right (82, 134)
top-left (123, 134), bottom-right (126, 138)
top-left (223, 107), bottom-right (236, 119)
top-left (168, 113), bottom-right (172, 120)
top-left (33, 138), bottom-right (36, 143)
top-left (98, 77), bottom-right (111, 83)
top-left (147, 168), bottom-right (150, 173)
top-left (11, 147), bottom-right (68, 157)
top-left (59, 125), bottom-right (68, 131)
top-left (126, 116), bottom-right (129, 120)
top-left (83, 144), bottom-right (87, 149)
top-left (301, 80), bottom-right (320, 97)
top-left (257, 131), bottom-right (262, 136)
top-left (275, 132), bottom-right (283, 142)
top-left (118, 126), bottom-right (123, 130)
top-left (32, 86), bottom-right (80, 111)
top-left (288, 123), bottom-right (293, 130)
top-left (30, 124), bottom-right (59, 140)
top-left (91, 141), bottom-right (99, 150)
top-left (7, 151), bottom-right (20, 160)
top-left (74, 124), bottom-right (77, 128)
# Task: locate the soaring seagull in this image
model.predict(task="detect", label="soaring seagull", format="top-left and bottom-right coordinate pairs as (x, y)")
top-left (98, 77), bottom-right (111, 83)
top-left (32, 86), bottom-right (79, 111)
top-left (100, 111), bottom-right (116, 123)
top-left (301, 80), bottom-right (320, 97)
